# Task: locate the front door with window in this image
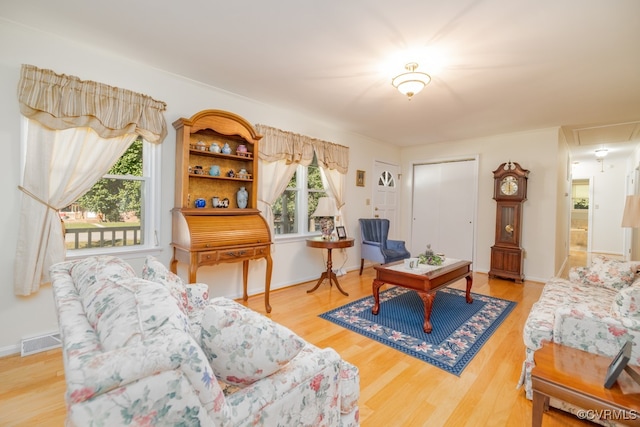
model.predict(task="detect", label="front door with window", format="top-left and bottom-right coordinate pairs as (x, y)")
top-left (373, 161), bottom-right (400, 239)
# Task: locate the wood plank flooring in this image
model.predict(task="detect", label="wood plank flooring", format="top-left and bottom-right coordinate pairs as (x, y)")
top-left (0, 252), bottom-right (594, 426)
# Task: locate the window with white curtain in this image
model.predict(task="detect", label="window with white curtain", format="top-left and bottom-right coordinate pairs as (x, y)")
top-left (59, 137), bottom-right (160, 255)
top-left (273, 154), bottom-right (329, 236)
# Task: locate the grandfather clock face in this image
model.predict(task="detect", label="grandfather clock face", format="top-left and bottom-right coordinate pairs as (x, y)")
top-left (500, 176), bottom-right (518, 196)
top-left (493, 164), bottom-right (528, 201)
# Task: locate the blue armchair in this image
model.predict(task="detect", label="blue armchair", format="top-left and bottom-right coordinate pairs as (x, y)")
top-left (358, 218), bottom-right (411, 275)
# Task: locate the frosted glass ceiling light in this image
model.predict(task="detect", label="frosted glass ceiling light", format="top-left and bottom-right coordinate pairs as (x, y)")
top-left (595, 148), bottom-right (608, 158)
top-left (391, 62), bottom-right (431, 100)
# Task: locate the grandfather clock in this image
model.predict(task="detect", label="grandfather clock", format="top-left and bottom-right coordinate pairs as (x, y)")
top-left (489, 161), bottom-right (529, 283)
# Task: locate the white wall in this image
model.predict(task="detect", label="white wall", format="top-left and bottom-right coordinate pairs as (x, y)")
top-left (0, 20), bottom-right (399, 354)
top-left (399, 129), bottom-right (561, 282)
top-left (571, 153), bottom-right (628, 255)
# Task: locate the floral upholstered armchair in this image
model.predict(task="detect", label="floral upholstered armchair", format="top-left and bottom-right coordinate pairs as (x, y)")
top-left (519, 255), bottom-right (640, 425)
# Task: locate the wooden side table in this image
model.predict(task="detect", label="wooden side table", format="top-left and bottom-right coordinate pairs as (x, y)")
top-left (306, 237), bottom-right (354, 296)
top-left (531, 342), bottom-right (640, 426)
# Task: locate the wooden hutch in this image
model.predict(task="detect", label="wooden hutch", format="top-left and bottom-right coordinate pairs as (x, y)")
top-left (170, 109), bottom-right (273, 312)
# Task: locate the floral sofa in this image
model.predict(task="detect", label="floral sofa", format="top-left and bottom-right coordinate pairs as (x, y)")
top-left (519, 255), bottom-right (640, 425)
top-left (50, 255), bottom-right (359, 426)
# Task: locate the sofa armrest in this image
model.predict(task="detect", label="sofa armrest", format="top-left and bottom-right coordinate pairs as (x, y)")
top-left (553, 305), bottom-right (640, 361)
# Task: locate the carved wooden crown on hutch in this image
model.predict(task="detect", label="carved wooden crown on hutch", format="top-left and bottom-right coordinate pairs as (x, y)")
top-left (170, 109), bottom-right (273, 312)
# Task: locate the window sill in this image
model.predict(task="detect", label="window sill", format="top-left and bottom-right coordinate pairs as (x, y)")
top-left (274, 233), bottom-right (322, 244)
top-left (65, 245), bottom-right (162, 260)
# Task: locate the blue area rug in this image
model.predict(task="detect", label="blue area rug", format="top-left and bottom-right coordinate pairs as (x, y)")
top-left (319, 287), bottom-right (516, 376)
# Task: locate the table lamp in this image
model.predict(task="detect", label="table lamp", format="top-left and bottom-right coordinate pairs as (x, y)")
top-left (312, 197), bottom-right (338, 240)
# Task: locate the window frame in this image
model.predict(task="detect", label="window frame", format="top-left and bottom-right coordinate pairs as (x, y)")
top-left (273, 161), bottom-right (330, 242)
top-left (65, 138), bottom-right (162, 259)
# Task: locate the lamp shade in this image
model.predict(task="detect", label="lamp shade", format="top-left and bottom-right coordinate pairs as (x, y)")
top-left (312, 197), bottom-right (337, 217)
top-left (621, 195), bottom-right (640, 228)
top-left (391, 63), bottom-right (431, 99)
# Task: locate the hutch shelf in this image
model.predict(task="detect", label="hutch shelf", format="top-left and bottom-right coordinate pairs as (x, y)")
top-left (170, 109), bottom-right (273, 312)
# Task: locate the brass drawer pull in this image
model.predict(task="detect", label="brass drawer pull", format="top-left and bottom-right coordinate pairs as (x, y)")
top-left (226, 251), bottom-right (247, 257)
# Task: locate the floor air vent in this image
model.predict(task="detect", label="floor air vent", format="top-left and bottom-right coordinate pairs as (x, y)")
top-left (21, 333), bottom-right (61, 356)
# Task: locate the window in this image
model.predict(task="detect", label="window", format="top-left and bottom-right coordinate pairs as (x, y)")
top-left (273, 154), bottom-right (328, 236)
top-left (62, 137), bottom-right (160, 254)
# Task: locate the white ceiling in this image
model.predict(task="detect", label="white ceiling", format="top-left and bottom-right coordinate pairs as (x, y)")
top-left (2, 0), bottom-right (639, 162)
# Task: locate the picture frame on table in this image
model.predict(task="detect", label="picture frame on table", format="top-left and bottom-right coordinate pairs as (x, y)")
top-left (336, 226), bottom-right (347, 239)
top-left (604, 340), bottom-right (632, 388)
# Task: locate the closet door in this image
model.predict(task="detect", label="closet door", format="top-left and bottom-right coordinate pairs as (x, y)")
top-left (411, 159), bottom-right (477, 262)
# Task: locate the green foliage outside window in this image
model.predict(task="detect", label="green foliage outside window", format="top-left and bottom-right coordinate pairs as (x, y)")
top-left (76, 138), bottom-right (143, 222)
top-left (272, 155), bottom-right (327, 235)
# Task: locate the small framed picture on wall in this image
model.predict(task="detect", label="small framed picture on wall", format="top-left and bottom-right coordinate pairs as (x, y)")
top-left (356, 170), bottom-right (365, 187)
top-left (336, 226), bottom-right (347, 239)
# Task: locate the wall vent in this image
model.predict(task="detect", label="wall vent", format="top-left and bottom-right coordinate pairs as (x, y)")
top-left (21, 333), bottom-right (61, 356)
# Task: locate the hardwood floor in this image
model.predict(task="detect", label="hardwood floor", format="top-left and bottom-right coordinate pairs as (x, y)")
top-left (0, 253), bottom-right (594, 426)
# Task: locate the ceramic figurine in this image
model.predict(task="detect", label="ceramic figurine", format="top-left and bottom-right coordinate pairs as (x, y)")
top-left (227, 169), bottom-right (235, 178)
top-left (221, 142), bottom-right (232, 154)
top-left (237, 186), bottom-right (248, 209)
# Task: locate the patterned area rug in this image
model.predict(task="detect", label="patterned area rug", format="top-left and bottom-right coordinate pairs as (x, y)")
top-left (319, 287), bottom-right (516, 375)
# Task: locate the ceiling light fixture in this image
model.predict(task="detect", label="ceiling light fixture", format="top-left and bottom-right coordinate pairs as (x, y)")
top-left (391, 62), bottom-right (431, 100)
top-left (595, 148), bottom-right (608, 158)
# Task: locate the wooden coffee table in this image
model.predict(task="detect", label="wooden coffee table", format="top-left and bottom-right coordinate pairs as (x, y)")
top-left (372, 259), bottom-right (473, 333)
top-left (532, 342), bottom-right (640, 426)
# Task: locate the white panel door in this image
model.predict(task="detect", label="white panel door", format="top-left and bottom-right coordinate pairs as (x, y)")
top-left (411, 159), bottom-right (476, 261)
top-left (373, 161), bottom-right (400, 239)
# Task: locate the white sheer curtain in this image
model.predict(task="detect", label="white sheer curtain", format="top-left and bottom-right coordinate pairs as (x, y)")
top-left (255, 124), bottom-right (349, 232)
top-left (322, 168), bottom-right (346, 231)
top-left (14, 64), bottom-right (167, 295)
top-left (257, 160), bottom-right (298, 229)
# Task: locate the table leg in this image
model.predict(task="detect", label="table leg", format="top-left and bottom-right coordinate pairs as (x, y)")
top-left (242, 260), bottom-right (249, 301)
top-left (465, 274), bottom-right (473, 304)
top-left (307, 248), bottom-right (349, 296)
top-left (264, 254), bottom-right (273, 313)
top-left (531, 390), bottom-right (549, 427)
top-left (417, 291), bottom-right (436, 333)
top-left (371, 279), bottom-right (385, 315)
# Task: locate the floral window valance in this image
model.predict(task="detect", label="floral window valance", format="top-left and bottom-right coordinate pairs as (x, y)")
top-left (18, 64), bottom-right (167, 143)
top-left (255, 124), bottom-right (348, 174)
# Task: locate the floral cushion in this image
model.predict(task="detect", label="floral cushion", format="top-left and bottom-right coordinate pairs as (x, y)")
top-left (142, 256), bottom-right (188, 314)
top-left (612, 282), bottom-right (640, 318)
top-left (200, 297), bottom-right (306, 386)
top-left (568, 255), bottom-right (635, 290)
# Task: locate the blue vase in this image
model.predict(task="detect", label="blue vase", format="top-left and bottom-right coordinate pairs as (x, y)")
top-left (221, 142), bottom-right (232, 154)
top-left (237, 187), bottom-right (248, 209)
top-left (209, 165), bottom-right (220, 176)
